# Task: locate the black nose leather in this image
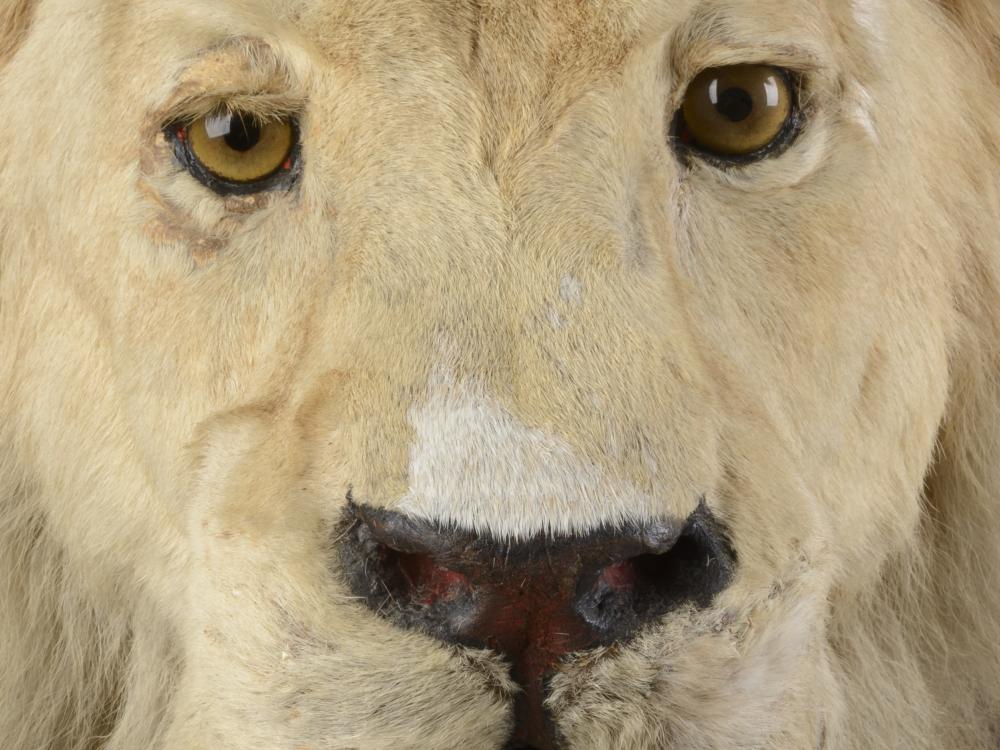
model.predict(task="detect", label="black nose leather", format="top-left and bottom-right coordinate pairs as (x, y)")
top-left (337, 499), bottom-right (735, 749)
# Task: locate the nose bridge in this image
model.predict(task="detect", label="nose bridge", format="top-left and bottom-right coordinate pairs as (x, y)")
top-left (329, 170), bottom-right (719, 539)
top-left (310, 13), bottom-right (720, 539)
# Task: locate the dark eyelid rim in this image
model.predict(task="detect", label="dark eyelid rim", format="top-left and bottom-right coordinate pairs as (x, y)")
top-left (163, 116), bottom-right (303, 197)
top-left (669, 66), bottom-right (806, 169)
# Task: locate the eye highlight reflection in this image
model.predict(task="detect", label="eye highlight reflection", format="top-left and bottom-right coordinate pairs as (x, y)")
top-left (166, 111), bottom-right (300, 196)
top-left (675, 65), bottom-right (799, 162)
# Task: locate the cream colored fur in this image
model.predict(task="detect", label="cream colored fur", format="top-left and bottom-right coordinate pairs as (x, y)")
top-left (1, 0), bottom-right (999, 748)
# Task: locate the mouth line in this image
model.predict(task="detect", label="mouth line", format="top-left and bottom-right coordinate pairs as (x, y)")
top-left (336, 497), bottom-right (737, 749)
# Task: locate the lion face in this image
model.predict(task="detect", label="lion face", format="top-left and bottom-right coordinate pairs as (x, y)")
top-left (2, 0), bottom-right (999, 748)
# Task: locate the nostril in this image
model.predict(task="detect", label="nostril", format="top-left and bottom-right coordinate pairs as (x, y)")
top-left (339, 504), bottom-right (480, 642)
top-left (632, 523), bottom-right (733, 607)
top-left (577, 501), bottom-right (735, 640)
top-left (387, 548), bottom-right (472, 608)
top-left (599, 559), bottom-right (638, 590)
top-left (339, 499), bottom-right (735, 750)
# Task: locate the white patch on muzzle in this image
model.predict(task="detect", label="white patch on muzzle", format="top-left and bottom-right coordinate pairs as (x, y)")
top-left (394, 369), bottom-right (661, 540)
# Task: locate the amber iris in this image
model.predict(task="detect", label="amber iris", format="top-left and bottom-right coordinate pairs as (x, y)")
top-left (185, 112), bottom-right (294, 183)
top-left (680, 65), bottom-right (794, 157)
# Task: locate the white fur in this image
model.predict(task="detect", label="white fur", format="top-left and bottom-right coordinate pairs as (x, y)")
top-left (395, 366), bottom-right (661, 538)
top-left (850, 84), bottom-right (879, 144)
top-left (851, 0), bottom-right (888, 50)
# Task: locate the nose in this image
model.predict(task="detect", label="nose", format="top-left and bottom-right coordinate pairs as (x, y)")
top-left (337, 499), bottom-right (735, 750)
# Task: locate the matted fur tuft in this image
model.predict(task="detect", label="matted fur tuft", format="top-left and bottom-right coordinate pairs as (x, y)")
top-left (939, 0), bottom-right (1000, 76)
top-left (0, 0), bottom-right (35, 67)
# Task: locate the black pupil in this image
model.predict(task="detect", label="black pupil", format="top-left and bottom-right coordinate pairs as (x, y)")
top-left (715, 87), bottom-right (754, 123)
top-left (223, 116), bottom-right (262, 152)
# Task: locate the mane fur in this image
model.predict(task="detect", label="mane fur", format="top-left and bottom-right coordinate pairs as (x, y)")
top-left (0, 4), bottom-right (118, 748)
top-left (827, 3), bottom-right (1000, 746)
top-left (0, 303), bottom-right (179, 750)
top-left (939, 0), bottom-right (1000, 80)
top-left (0, 5), bottom-right (174, 747)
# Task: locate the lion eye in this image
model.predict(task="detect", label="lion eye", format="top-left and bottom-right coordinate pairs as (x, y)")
top-left (675, 65), bottom-right (797, 161)
top-left (168, 112), bottom-right (298, 195)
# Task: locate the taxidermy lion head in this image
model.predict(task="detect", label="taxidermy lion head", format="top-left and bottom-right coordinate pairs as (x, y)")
top-left (1, 0), bottom-right (999, 748)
